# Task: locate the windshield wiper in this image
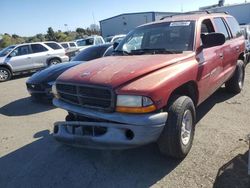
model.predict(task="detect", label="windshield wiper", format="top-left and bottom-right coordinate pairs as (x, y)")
top-left (113, 50), bottom-right (131, 56)
top-left (131, 48), bottom-right (182, 55)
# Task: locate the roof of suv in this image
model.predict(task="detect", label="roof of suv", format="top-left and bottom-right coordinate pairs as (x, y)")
top-left (13, 41), bottom-right (60, 46)
top-left (140, 12), bottom-right (233, 27)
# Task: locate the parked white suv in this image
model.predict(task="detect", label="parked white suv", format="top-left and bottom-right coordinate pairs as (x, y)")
top-left (0, 41), bottom-right (69, 82)
top-left (76, 36), bottom-right (105, 51)
top-left (104, 34), bottom-right (126, 43)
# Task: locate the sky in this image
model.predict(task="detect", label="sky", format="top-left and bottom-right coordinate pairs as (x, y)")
top-left (0, 0), bottom-right (246, 36)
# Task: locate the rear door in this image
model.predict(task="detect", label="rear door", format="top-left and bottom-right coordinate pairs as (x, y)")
top-left (224, 17), bottom-right (244, 80)
top-left (213, 17), bottom-right (236, 84)
top-left (29, 44), bottom-right (49, 68)
top-left (7, 45), bottom-right (32, 72)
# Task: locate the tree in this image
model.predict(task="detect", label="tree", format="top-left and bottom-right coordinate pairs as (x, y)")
top-left (0, 34), bottom-right (13, 48)
top-left (76, 28), bottom-right (85, 34)
top-left (12, 34), bottom-right (20, 39)
top-left (46, 27), bottom-right (56, 41)
top-left (36, 34), bottom-right (45, 41)
top-left (76, 28), bottom-right (86, 38)
top-left (90, 24), bottom-right (100, 31)
top-left (55, 31), bottom-right (68, 42)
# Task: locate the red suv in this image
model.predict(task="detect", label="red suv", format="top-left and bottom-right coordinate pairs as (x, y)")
top-left (52, 12), bottom-right (245, 159)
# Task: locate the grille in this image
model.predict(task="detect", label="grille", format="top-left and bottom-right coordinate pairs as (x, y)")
top-left (56, 83), bottom-right (114, 111)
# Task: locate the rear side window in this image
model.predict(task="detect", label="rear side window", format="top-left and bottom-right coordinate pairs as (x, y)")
top-left (61, 43), bottom-right (68, 48)
top-left (31, 44), bottom-right (48, 53)
top-left (213, 18), bottom-right (230, 40)
top-left (69, 43), bottom-right (76, 47)
top-left (226, 17), bottom-right (242, 38)
top-left (44, 42), bottom-right (62, 50)
top-left (95, 38), bottom-right (103, 45)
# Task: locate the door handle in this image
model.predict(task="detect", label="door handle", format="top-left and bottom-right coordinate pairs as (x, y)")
top-left (27, 57), bottom-right (31, 59)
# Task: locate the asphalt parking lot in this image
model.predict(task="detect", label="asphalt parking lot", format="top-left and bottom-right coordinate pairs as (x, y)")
top-left (0, 66), bottom-right (250, 188)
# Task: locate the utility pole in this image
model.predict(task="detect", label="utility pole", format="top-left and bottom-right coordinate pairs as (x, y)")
top-left (92, 12), bottom-right (96, 25)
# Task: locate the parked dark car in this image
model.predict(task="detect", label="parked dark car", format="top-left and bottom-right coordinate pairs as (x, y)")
top-left (26, 44), bottom-right (113, 101)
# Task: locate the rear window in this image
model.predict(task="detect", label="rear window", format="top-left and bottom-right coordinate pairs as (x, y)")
top-left (103, 46), bottom-right (113, 56)
top-left (226, 17), bottom-right (242, 38)
top-left (69, 43), bottom-right (76, 47)
top-left (72, 46), bottom-right (110, 61)
top-left (44, 42), bottom-right (62, 50)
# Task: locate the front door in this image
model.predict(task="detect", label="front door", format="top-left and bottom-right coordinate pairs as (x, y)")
top-left (7, 45), bottom-right (32, 72)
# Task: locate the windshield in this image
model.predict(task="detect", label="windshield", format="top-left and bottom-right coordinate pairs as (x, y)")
top-left (76, 38), bottom-right (94, 46)
top-left (0, 45), bottom-right (16, 57)
top-left (116, 21), bottom-right (195, 55)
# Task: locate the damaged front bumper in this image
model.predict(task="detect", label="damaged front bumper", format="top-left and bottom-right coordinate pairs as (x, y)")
top-left (53, 99), bottom-right (168, 149)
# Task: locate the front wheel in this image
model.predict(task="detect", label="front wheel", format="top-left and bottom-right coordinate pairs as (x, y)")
top-left (0, 67), bottom-right (12, 82)
top-left (225, 60), bottom-right (245, 94)
top-left (157, 96), bottom-right (196, 159)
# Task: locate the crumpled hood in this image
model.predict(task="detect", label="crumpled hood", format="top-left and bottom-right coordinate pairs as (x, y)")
top-left (57, 53), bottom-right (193, 88)
top-left (27, 61), bottom-right (83, 83)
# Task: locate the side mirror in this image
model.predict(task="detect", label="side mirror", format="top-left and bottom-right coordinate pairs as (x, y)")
top-left (201, 33), bottom-right (226, 48)
top-left (113, 42), bottom-right (119, 50)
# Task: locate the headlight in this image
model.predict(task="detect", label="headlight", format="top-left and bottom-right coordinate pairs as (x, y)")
top-left (52, 84), bottom-right (59, 98)
top-left (116, 95), bottom-right (156, 113)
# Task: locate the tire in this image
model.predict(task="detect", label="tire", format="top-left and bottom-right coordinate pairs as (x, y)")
top-left (0, 67), bottom-right (12, 82)
top-left (48, 58), bottom-right (61, 66)
top-left (157, 96), bottom-right (196, 159)
top-left (225, 60), bottom-right (245, 94)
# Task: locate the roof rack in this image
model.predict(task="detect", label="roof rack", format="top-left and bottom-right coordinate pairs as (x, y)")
top-left (160, 10), bottom-right (228, 20)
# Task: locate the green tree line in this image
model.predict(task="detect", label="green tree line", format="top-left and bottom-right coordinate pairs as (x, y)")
top-left (0, 24), bottom-right (100, 49)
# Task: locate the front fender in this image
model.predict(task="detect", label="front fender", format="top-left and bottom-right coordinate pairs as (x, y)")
top-left (116, 59), bottom-right (199, 110)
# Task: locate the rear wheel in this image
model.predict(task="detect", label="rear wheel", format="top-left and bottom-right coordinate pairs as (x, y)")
top-left (225, 60), bottom-right (245, 94)
top-left (48, 58), bottom-right (61, 66)
top-left (158, 96), bottom-right (196, 159)
top-left (0, 67), bottom-right (12, 82)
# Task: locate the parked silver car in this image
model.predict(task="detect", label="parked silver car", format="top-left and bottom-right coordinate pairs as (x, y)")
top-left (0, 42), bottom-right (69, 82)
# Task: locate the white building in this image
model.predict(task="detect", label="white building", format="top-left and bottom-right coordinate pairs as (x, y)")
top-left (200, 2), bottom-right (250, 25)
top-left (99, 12), bottom-right (178, 38)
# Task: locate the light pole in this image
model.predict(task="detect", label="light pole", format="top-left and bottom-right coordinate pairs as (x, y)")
top-left (64, 24), bottom-right (69, 32)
